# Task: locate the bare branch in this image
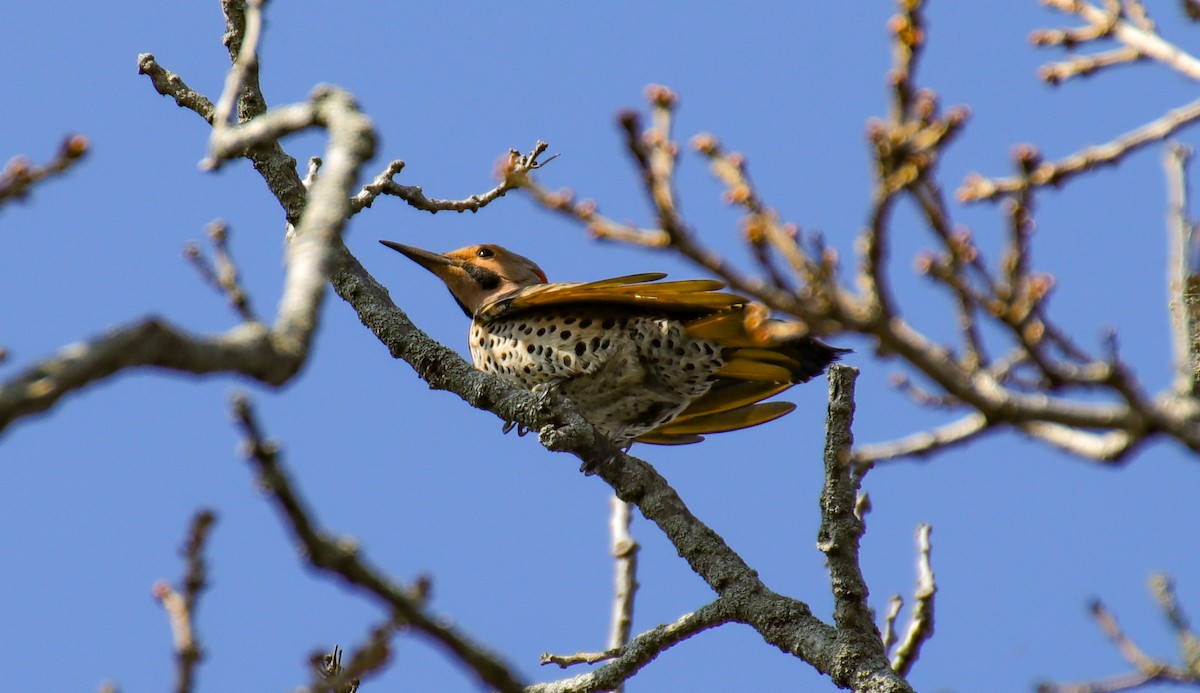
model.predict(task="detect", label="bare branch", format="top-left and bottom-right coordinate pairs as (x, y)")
top-left (960, 96), bottom-right (1200, 202)
top-left (818, 365), bottom-right (880, 642)
top-left (0, 134), bottom-right (89, 206)
top-left (1039, 580), bottom-right (1200, 692)
top-left (881, 595), bottom-right (903, 655)
top-left (1017, 421), bottom-right (1138, 462)
top-left (349, 142), bottom-right (552, 216)
top-left (534, 600), bottom-right (733, 693)
top-left (136, 53), bottom-right (216, 122)
top-left (153, 509), bottom-right (217, 693)
top-left (1164, 143), bottom-right (1200, 396)
top-left (0, 86), bottom-right (374, 437)
top-left (230, 393), bottom-right (528, 692)
top-left (963, 0), bottom-right (1200, 201)
top-left (1149, 574), bottom-right (1200, 674)
top-left (210, 0), bottom-right (264, 134)
top-left (520, 175), bottom-right (670, 247)
top-left (607, 496), bottom-right (639, 659)
top-left (855, 414), bottom-right (991, 465)
top-left (889, 524), bottom-right (935, 677)
top-left (1043, 0), bottom-right (1200, 80)
top-left (1038, 47), bottom-right (1144, 84)
top-left (184, 221), bottom-right (257, 322)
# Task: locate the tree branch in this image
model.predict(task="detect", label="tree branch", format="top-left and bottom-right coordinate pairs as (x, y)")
top-left (0, 134), bottom-right (89, 206)
top-left (0, 85), bottom-right (373, 438)
top-left (1165, 142), bottom-right (1200, 396)
top-left (888, 524), bottom-right (935, 677)
top-left (818, 365), bottom-right (877, 638)
top-left (606, 496), bottom-right (639, 659)
top-left (533, 600), bottom-right (732, 693)
top-left (152, 509), bottom-right (217, 693)
top-left (230, 393), bottom-right (527, 692)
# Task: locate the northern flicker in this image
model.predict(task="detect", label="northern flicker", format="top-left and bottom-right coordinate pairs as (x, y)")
top-left (381, 241), bottom-right (847, 448)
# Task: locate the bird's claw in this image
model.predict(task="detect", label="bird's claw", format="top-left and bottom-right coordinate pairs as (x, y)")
top-left (501, 420), bottom-right (532, 437)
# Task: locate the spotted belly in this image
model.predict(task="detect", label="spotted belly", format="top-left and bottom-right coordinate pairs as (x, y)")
top-left (469, 310), bottom-right (726, 443)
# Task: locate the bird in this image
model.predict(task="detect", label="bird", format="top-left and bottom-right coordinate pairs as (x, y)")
top-left (380, 240), bottom-right (847, 449)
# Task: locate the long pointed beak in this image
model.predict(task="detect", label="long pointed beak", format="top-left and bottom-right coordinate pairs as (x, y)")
top-left (379, 240), bottom-right (462, 275)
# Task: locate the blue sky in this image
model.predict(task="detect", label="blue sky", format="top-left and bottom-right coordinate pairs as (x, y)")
top-left (3, 2), bottom-right (1198, 691)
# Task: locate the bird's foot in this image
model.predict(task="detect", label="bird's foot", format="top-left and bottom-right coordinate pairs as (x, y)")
top-left (501, 420), bottom-right (533, 437)
top-left (578, 441), bottom-right (632, 474)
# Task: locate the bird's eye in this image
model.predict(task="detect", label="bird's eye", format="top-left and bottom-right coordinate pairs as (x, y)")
top-left (476, 247), bottom-right (495, 258)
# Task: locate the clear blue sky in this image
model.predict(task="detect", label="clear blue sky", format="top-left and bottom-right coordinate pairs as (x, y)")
top-left (2, 2), bottom-right (1198, 691)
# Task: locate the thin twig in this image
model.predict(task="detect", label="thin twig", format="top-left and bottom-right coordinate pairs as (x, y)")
top-left (1149, 574), bottom-right (1200, 674)
top-left (853, 413), bottom-right (990, 464)
top-left (534, 600), bottom-right (734, 692)
top-left (350, 143), bottom-right (553, 216)
top-left (881, 595), bottom-right (904, 654)
top-left (1043, 0), bottom-right (1200, 80)
top-left (153, 509), bottom-right (217, 693)
top-left (960, 96), bottom-right (1200, 201)
top-left (184, 221), bottom-right (257, 322)
top-left (889, 524), bottom-right (935, 676)
top-left (0, 135), bottom-right (89, 206)
top-left (607, 496), bottom-right (638, 662)
top-left (1039, 578), bottom-right (1200, 692)
top-left (1038, 47), bottom-right (1144, 84)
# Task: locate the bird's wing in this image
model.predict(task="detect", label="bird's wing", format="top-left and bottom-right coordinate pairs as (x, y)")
top-left (636, 321), bottom-right (849, 445)
top-left (634, 380), bottom-right (796, 445)
top-left (478, 274), bottom-right (746, 321)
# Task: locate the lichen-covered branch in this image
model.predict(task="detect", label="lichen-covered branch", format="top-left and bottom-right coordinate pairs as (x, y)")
top-left (817, 365), bottom-right (876, 638)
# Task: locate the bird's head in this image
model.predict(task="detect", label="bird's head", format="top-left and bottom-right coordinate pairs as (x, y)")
top-left (380, 241), bottom-right (548, 317)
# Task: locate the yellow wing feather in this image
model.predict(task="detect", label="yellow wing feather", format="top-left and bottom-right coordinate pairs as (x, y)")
top-left (646, 401), bottom-right (797, 437)
top-left (479, 274), bottom-right (746, 320)
top-left (633, 430), bottom-right (707, 445)
top-left (713, 359), bottom-right (795, 382)
top-left (665, 381), bottom-right (792, 424)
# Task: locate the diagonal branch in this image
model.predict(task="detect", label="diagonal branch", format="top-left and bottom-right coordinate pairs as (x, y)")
top-left (959, 96), bottom-right (1200, 202)
top-left (230, 393), bottom-right (526, 693)
top-left (533, 600), bottom-right (733, 693)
